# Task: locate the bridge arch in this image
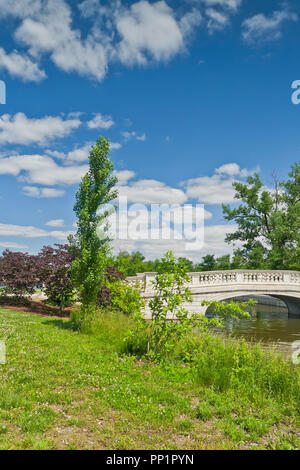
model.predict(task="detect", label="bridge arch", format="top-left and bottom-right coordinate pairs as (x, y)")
top-left (201, 292), bottom-right (300, 318)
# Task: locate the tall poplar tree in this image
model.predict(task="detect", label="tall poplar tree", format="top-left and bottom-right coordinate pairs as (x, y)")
top-left (70, 137), bottom-right (118, 317)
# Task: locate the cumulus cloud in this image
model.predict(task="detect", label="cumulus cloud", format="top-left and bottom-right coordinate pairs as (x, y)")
top-left (216, 162), bottom-right (260, 177)
top-left (0, 154), bottom-right (88, 186)
top-left (45, 141), bottom-right (121, 165)
top-left (0, 241), bottom-right (28, 249)
top-left (0, 222), bottom-right (73, 240)
top-left (118, 174), bottom-right (187, 205)
top-left (183, 163), bottom-right (258, 204)
top-left (0, 113), bottom-right (81, 146)
top-left (0, 47), bottom-right (46, 82)
top-left (0, 0), bottom-right (241, 82)
top-left (206, 8), bottom-right (229, 32)
top-left (14, 0), bottom-right (109, 81)
top-left (242, 8), bottom-right (298, 44)
top-left (87, 113), bottom-right (115, 129)
top-left (23, 186), bottom-right (66, 198)
top-left (198, 0), bottom-right (242, 10)
top-left (121, 131), bottom-right (147, 142)
top-left (45, 219), bottom-right (65, 227)
top-left (116, 1), bottom-right (185, 65)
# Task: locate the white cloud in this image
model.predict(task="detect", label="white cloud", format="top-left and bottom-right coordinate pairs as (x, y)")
top-left (23, 186), bottom-right (66, 198)
top-left (115, 170), bottom-right (136, 185)
top-left (45, 219), bottom-right (65, 227)
top-left (47, 143), bottom-right (92, 164)
top-left (184, 174), bottom-right (237, 204)
top-left (110, 142), bottom-right (122, 150)
top-left (0, 154), bottom-right (88, 186)
top-left (121, 131), bottom-right (147, 142)
top-left (87, 113), bottom-right (115, 129)
top-left (118, 176), bottom-right (187, 205)
top-left (46, 141), bottom-right (121, 165)
top-left (0, 0), bottom-right (237, 82)
top-left (0, 222), bottom-right (72, 240)
top-left (206, 8), bottom-right (228, 32)
top-left (242, 9), bottom-right (298, 45)
top-left (216, 162), bottom-right (260, 177)
top-left (0, 1), bottom-right (43, 19)
top-left (183, 163), bottom-right (258, 204)
top-left (14, 0), bottom-right (109, 81)
top-left (179, 8), bottom-right (203, 36)
top-left (0, 47), bottom-right (46, 82)
top-left (199, 0), bottom-right (242, 10)
top-left (116, 1), bottom-right (185, 65)
top-left (0, 113), bottom-right (81, 146)
top-left (0, 241), bottom-right (28, 250)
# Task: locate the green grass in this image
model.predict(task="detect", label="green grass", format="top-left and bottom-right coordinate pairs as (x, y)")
top-left (0, 308), bottom-right (299, 450)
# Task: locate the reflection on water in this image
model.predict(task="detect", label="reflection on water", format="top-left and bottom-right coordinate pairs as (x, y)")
top-left (211, 300), bottom-right (300, 357)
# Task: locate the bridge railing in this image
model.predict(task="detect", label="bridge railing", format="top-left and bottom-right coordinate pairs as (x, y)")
top-left (126, 270), bottom-right (300, 291)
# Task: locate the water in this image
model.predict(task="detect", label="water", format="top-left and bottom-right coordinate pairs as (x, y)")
top-left (223, 305), bottom-right (300, 357)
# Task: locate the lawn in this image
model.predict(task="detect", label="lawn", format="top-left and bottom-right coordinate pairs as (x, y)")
top-left (0, 308), bottom-right (299, 450)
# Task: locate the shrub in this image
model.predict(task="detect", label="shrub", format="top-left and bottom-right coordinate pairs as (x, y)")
top-left (97, 266), bottom-right (126, 307)
top-left (108, 280), bottom-right (145, 316)
top-left (98, 266), bottom-right (144, 316)
top-left (126, 251), bottom-right (252, 363)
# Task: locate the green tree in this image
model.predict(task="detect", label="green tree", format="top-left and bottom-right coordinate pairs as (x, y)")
top-left (196, 254), bottom-right (217, 272)
top-left (222, 164), bottom-right (300, 270)
top-left (70, 137), bottom-right (118, 318)
top-left (126, 252), bottom-right (251, 362)
top-left (178, 257), bottom-right (194, 272)
top-left (215, 254), bottom-right (231, 271)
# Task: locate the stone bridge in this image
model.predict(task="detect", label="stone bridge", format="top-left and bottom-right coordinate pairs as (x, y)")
top-left (127, 270), bottom-right (300, 318)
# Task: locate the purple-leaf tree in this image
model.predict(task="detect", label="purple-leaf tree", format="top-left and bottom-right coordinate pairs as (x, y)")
top-left (39, 244), bottom-right (74, 314)
top-left (0, 250), bottom-right (40, 298)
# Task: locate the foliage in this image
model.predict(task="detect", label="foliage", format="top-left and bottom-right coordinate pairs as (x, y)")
top-left (106, 280), bottom-right (145, 316)
top-left (38, 244), bottom-right (74, 315)
top-left (0, 250), bottom-right (39, 297)
top-left (112, 251), bottom-right (160, 276)
top-left (222, 162), bottom-right (300, 270)
top-left (126, 251), bottom-right (252, 362)
top-left (97, 265), bottom-right (144, 317)
top-left (97, 265), bottom-right (126, 307)
top-left (69, 137), bottom-right (118, 318)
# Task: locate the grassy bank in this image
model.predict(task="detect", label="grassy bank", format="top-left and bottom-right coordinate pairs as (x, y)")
top-left (0, 308), bottom-right (299, 450)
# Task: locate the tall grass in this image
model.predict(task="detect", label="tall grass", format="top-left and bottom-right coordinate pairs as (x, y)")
top-left (179, 333), bottom-right (300, 406)
top-left (72, 309), bottom-right (300, 410)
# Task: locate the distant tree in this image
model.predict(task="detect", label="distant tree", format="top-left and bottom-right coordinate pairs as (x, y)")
top-left (39, 244), bottom-right (74, 315)
top-left (215, 254), bottom-right (231, 271)
top-left (69, 137), bottom-right (118, 318)
top-left (199, 254), bottom-right (217, 271)
top-left (114, 251), bottom-right (145, 276)
top-left (0, 250), bottom-right (39, 297)
top-left (222, 163), bottom-right (300, 270)
top-left (178, 257), bottom-right (194, 272)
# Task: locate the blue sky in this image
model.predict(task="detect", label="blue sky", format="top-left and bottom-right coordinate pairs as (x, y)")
top-left (0, 0), bottom-right (299, 260)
